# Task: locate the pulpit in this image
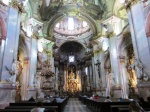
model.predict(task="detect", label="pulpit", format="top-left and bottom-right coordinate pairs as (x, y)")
top-left (41, 70), bottom-right (55, 96)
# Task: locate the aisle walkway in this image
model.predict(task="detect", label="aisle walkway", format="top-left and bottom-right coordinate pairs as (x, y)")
top-left (63, 98), bottom-right (91, 112)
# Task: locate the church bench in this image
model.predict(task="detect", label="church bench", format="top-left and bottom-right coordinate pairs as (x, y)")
top-left (9, 102), bottom-right (65, 112)
top-left (0, 109), bottom-right (56, 112)
top-left (85, 97), bottom-right (130, 112)
top-left (5, 106), bottom-right (58, 111)
top-left (110, 105), bottom-right (129, 112)
top-left (144, 107), bottom-right (150, 111)
top-left (9, 103), bottom-right (63, 112)
top-left (97, 102), bottom-right (130, 112)
top-left (118, 108), bottom-right (129, 112)
top-left (9, 97), bottom-right (68, 112)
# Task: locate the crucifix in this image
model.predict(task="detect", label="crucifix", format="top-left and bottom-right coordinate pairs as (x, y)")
top-left (95, 60), bottom-right (101, 78)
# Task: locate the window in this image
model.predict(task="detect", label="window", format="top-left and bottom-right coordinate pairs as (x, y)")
top-left (68, 17), bottom-right (74, 30)
top-left (55, 23), bottom-right (60, 28)
top-left (83, 21), bottom-right (87, 27)
top-left (69, 56), bottom-right (74, 62)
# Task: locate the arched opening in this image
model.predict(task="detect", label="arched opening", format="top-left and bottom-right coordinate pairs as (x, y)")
top-left (118, 31), bottom-right (137, 99)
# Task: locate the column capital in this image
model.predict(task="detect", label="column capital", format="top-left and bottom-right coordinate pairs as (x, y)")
top-left (27, 18), bottom-right (43, 39)
top-left (102, 16), bottom-right (121, 36)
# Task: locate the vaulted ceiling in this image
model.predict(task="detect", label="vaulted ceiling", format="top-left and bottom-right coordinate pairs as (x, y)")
top-left (22, 0), bottom-right (127, 49)
top-left (23, 0), bottom-right (120, 40)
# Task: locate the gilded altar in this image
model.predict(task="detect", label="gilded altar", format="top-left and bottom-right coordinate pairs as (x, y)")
top-left (66, 70), bottom-right (79, 93)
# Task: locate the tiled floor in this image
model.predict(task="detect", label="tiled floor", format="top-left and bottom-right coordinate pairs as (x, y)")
top-left (63, 98), bottom-right (91, 112)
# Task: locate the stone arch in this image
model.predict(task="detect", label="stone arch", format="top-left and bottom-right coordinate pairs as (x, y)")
top-left (118, 25), bottom-right (132, 57)
top-left (145, 11), bottom-right (150, 37)
top-left (118, 27), bottom-right (136, 98)
top-left (17, 33), bottom-right (30, 101)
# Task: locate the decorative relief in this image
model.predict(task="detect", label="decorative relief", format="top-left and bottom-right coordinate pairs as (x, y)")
top-left (53, 30), bottom-right (93, 40)
top-left (0, 91), bottom-right (10, 102)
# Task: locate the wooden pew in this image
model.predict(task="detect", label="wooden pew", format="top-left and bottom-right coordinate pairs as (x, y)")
top-left (96, 102), bottom-right (130, 112)
top-left (118, 108), bottom-right (129, 112)
top-left (0, 109), bottom-right (55, 112)
top-left (5, 106), bottom-right (58, 112)
top-left (9, 98), bottom-right (68, 112)
top-left (111, 105), bottom-right (129, 112)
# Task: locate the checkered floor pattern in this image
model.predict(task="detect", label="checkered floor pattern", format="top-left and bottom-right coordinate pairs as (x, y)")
top-left (63, 98), bottom-right (91, 112)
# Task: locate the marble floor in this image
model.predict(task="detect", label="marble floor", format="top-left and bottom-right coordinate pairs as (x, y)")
top-left (63, 98), bottom-right (91, 112)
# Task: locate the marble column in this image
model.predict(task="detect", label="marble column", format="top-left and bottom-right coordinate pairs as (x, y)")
top-left (0, 6), bottom-right (21, 103)
top-left (55, 67), bottom-right (58, 90)
top-left (64, 69), bottom-right (66, 91)
top-left (21, 58), bottom-right (29, 100)
top-left (119, 58), bottom-right (128, 99)
top-left (109, 37), bottom-right (120, 85)
top-left (127, 2), bottom-right (150, 75)
top-left (92, 57), bottom-right (96, 93)
top-left (1, 7), bottom-right (20, 81)
top-left (28, 37), bottom-right (38, 87)
top-left (0, 40), bottom-right (5, 79)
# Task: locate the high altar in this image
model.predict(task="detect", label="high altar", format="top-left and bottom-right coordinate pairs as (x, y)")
top-left (67, 70), bottom-right (79, 93)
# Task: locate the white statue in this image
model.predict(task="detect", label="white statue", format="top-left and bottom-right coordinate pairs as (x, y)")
top-left (108, 72), bottom-right (116, 86)
top-left (133, 58), bottom-right (149, 81)
top-left (106, 70), bottom-right (116, 96)
top-left (98, 79), bottom-right (102, 88)
top-left (6, 59), bottom-right (20, 86)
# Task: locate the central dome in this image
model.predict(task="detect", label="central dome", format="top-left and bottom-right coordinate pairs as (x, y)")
top-left (54, 17), bottom-right (91, 37)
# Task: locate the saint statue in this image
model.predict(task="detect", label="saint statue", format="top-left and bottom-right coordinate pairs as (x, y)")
top-left (69, 70), bottom-right (75, 79)
top-left (131, 57), bottom-right (148, 81)
top-left (106, 69), bottom-right (116, 97)
top-left (126, 59), bottom-right (137, 88)
top-left (6, 59), bottom-right (20, 86)
top-left (16, 61), bottom-right (23, 84)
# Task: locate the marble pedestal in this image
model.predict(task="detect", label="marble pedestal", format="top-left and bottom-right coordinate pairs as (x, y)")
top-left (112, 86), bottom-right (122, 98)
top-left (0, 82), bottom-right (16, 103)
top-left (27, 87), bottom-right (39, 100)
top-left (0, 83), bottom-right (16, 109)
